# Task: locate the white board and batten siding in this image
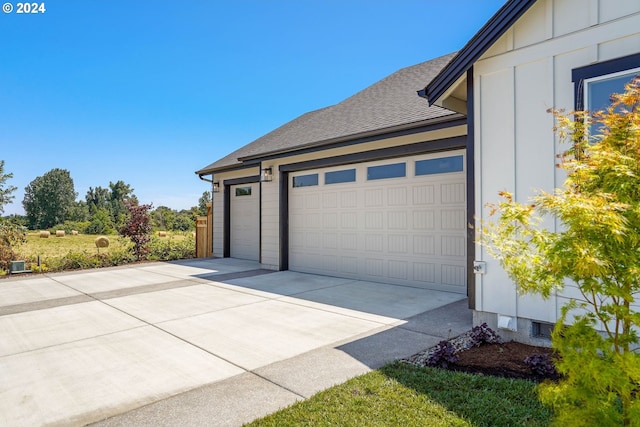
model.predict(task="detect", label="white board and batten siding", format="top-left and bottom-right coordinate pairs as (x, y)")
top-left (229, 183), bottom-right (260, 261)
top-left (474, 0), bottom-right (640, 321)
top-left (289, 151), bottom-right (467, 293)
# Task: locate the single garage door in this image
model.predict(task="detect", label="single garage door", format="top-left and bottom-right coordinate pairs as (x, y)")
top-left (230, 183), bottom-right (259, 261)
top-left (289, 152), bottom-right (466, 293)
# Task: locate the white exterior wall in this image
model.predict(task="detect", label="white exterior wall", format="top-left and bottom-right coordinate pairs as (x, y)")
top-left (260, 166), bottom-right (280, 270)
top-left (474, 0), bottom-right (640, 331)
top-left (215, 125), bottom-right (466, 270)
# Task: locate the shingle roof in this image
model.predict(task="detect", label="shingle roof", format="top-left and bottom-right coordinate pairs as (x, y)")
top-left (197, 52), bottom-right (460, 175)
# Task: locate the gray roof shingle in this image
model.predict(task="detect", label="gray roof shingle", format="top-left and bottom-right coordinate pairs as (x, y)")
top-left (197, 52), bottom-right (459, 175)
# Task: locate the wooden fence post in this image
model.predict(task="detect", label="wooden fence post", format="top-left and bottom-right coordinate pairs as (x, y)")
top-left (196, 216), bottom-right (208, 258)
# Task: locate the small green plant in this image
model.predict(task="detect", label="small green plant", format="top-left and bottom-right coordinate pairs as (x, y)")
top-left (481, 78), bottom-right (640, 426)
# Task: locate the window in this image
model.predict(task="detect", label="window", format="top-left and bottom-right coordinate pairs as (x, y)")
top-left (572, 53), bottom-right (640, 111)
top-left (586, 70), bottom-right (638, 112)
top-left (325, 169), bottom-right (356, 184)
top-left (235, 187), bottom-right (252, 196)
top-left (293, 173), bottom-right (318, 187)
top-left (367, 162), bottom-right (406, 180)
top-left (416, 155), bottom-right (463, 176)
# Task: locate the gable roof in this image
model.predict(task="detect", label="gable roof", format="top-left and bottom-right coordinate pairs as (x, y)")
top-left (418, 0), bottom-right (537, 106)
top-left (197, 52), bottom-right (461, 175)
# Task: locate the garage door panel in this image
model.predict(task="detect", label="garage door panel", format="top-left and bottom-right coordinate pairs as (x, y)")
top-left (388, 211), bottom-right (408, 229)
top-left (442, 209), bottom-right (466, 230)
top-left (230, 183), bottom-right (259, 261)
top-left (414, 185), bottom-right (436, 205)
top-left (340, 191), bottom-right (358, 208)
top-left (289, 152), bottom-right (466, 293)
top-left (441, 182), bottom-right (465, 203)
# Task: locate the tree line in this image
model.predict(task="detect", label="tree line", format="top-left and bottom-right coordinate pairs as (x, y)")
top-left (0, 165), bottom-right (211, 234)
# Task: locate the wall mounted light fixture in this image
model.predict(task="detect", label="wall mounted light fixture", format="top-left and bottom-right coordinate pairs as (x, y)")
top-left (212, 181), bottom-right (220, 193)
top-left (261, 167), bottom-right (273, 182)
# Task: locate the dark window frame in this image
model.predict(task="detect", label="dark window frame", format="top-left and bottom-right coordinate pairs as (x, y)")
top-left (572, 52), bottom-right (640, 110)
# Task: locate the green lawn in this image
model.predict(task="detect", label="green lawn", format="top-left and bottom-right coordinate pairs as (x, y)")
top-left (247, 362), bottom-right (551, 427)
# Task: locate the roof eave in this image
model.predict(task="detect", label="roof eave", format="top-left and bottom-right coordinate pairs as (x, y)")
top-left (195, 162), bottom-right (259, 177)
top-left (421, 0), bottom-right (538, 106)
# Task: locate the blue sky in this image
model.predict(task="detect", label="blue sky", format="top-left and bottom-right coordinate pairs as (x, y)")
top-left (0, 0), bottom-right (505, 216)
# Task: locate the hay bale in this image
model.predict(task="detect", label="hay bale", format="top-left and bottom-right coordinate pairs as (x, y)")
top-left (95, 236), bottom-right (110, 249)
top-left (39, 231), bottom-right (50, 238)
top-left (71, 230), bottom-right (78, 236)
top-left (158, 231), bottom-right (167, 237)
top-left (56, 230), bottom-right (65, 237)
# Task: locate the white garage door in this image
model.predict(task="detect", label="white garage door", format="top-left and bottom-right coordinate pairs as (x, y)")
top-left (289, 152), bottom-right (466, 293)
top-left (230, 183), bottom-right (259, 261)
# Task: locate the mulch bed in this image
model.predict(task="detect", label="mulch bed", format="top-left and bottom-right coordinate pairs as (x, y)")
top-left (450, 341), bottom-right (561, 382)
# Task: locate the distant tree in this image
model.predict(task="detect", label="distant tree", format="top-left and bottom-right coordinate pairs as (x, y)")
top-left (4, 214), bottom-right (26, 227)
top-left (85, 208), bottom-right (115, 235)
top-left (197, 190), bottom-right (211, 216)
top-left (109, 180), bottom-right (135, 229)
top-left (120, 202), bottom-right (152, 260)
top-left (85, 186), bottom-right (111, 213)
top-left (23, 168), bottom-right (77, 229)
top-left (67, 200), bottom-right (91, 222)
top-left (152, 206), bottom-right (176, 230)
top-left (0, 160), bottom-right (17, 214)
top-left (173, 211), bottom-right (193, 231)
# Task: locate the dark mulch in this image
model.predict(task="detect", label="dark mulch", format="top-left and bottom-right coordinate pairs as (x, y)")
top-left (450, 341), bottom-right (561, 382)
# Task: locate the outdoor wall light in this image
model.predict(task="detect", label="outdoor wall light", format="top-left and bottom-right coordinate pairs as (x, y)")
top-left (261, 166), bottom-right (273, 182)
top-left (212, 181), bottom-right (220, 193)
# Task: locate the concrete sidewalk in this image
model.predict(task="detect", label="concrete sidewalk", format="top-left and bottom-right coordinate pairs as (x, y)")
top-left (0, 258), bottom-right (471, 426)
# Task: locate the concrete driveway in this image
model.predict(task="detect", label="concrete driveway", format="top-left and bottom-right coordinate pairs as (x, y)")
top-left (0, 258), bottom-right (471, 426)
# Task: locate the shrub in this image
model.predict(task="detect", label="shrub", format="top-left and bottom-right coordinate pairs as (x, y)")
top-left (119, 202), bottom-right (152, 260)
top-left (106, 246), bottom-right (136, 266)
top-left (147, 235), bottom-right (196, 261)
top-left (0, 220), bottom-right (26, 272)
top-left (524, 353), bottom-right (558, 377)
top-left (468, 323), bottom-right (502, 347)
top-left (426, 340), bottom-right (459, 369)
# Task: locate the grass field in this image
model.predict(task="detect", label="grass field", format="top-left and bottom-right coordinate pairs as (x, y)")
top-left (15, 232), bottom-right (130, 260)
top-left (7, 231), bottom-right (195, 273)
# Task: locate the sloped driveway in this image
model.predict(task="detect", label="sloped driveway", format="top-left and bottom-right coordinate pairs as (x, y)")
top-left (0, 258), bottom-right (470, 426)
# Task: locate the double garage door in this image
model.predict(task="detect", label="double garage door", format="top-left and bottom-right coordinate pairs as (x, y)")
top-left (289, 151), bottom-right (467, 293)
